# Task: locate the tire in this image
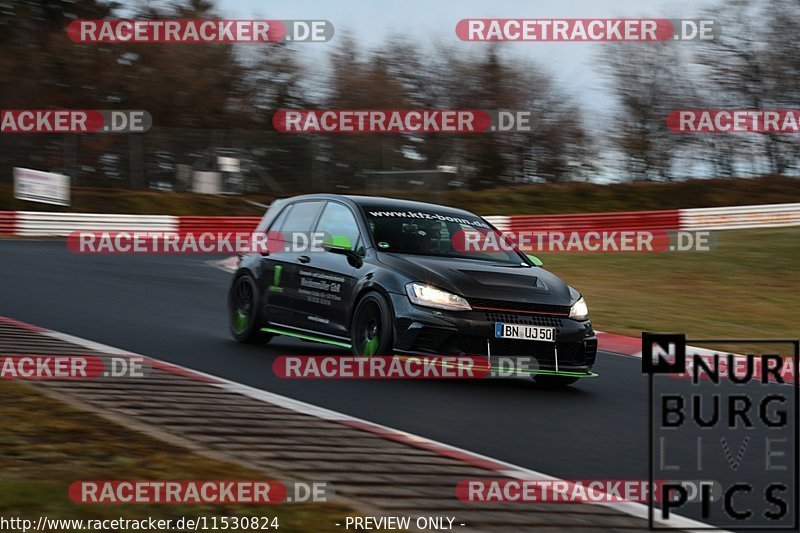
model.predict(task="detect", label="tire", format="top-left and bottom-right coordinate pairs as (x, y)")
top-left (533, 374), bottom-right (580, 388)
top-left (228, 273), bottom-right (272, 344)
top-left (350, 292), bottom-right (394, 356)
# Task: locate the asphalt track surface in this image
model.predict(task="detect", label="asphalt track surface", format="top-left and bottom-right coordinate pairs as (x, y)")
top-left (2, 240), bottom-right (795, 528)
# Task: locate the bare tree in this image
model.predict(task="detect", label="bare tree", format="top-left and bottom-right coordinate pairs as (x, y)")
top-left (601, 43), bottom-right (695, 180)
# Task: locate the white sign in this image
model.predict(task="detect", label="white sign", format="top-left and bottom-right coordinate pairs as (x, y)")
top-left (192, 171), bottom-right (222, 194)
top-left (217, 156), bottom-right (240, 173)
top-left (14, 167), bottom-right (70, 206)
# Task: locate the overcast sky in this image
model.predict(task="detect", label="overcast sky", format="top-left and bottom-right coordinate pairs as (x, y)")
top-left (215, 0), bottom-right (718, 117)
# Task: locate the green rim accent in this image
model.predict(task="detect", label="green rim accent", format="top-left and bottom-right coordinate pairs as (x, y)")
top-left (232, 309), bottom-right (249, 333)
top-left (261, 327), bottom-right (351, 349)
top-left (363, 336), bottom-right (379, 357)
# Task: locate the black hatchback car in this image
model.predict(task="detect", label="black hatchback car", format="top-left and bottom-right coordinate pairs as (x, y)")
top-left (228, 194), bottom-right (597, 387)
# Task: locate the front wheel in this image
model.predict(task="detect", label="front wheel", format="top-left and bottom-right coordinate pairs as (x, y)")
top-left (350, 292), bottom-right (394, 356)
top-left (228, 274), bottom-right (272, 344)
top-left (533, 374), bottom-right (580, 388)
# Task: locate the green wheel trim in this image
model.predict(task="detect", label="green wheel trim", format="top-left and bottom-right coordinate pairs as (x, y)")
top-left (232, 309), bottom-right (249, 333)
top-left (363, 336), bottom-right (379, 357)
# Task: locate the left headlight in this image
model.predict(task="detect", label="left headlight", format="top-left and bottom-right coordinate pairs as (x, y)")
top-left (569, 296), bottom-right (589, 320)
top-left (406, 282), bottom-right (472, 311)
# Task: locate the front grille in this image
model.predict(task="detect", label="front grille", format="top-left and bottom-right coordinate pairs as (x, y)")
top-left (469, 298), bottom-right (569, 315)
top-left (492, 338), bottom-right (556, 359)
top-left (484, 312), bottom-right (563, 328)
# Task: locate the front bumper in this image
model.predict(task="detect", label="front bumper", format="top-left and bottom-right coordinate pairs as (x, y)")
top-left (389, 293), bottom-right (597, 373)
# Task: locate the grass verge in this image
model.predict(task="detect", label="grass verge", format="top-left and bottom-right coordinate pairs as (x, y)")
top-left (539, 227), bottom-right (798, 345)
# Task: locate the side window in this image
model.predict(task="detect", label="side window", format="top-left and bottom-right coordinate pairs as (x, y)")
top-left (315, 202), bottom-right (362, 251)
top-left (280, 201), bottom-right (323, 233)
top-left (255, 199), bottom-right (289, 233)
top-left (266, 204), bottom-right (292, 231)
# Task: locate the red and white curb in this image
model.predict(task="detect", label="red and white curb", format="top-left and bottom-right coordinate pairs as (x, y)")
top-left (0, 315), bottom-right (719, 531)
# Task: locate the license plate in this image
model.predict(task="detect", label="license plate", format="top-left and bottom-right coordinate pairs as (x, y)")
top-left (494, 323), bottom-right (556, 342)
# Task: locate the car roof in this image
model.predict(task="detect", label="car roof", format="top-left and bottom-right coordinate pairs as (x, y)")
top-left (279, 193), bottom-right (480, 218)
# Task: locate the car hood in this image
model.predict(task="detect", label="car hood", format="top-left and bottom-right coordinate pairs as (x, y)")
top-left (377, 253), bottom-right (573, 306)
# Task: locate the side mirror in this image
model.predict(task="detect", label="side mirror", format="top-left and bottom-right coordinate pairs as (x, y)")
top-left (323, 235), bottom-right (353, 251)
top-left (526, 254), bottom-right (543, 267)
top-left (323, 235), bottom-right (363, 266)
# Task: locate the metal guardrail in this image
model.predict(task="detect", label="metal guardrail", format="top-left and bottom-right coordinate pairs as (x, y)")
top-left (15, 212), bottom-right (177, 236)
top-left (1, 202), bottom-right (799, 237)
top-left (680, 202), bottom-right (800, 231)
top-left (506, 210), bottom-right (681, 233)
top-left (177, 216), bottom-right (261, 234)
top-left (482, 215), bottom-right (509, 230)
top-left (0, 211), bottom-right (15, 235)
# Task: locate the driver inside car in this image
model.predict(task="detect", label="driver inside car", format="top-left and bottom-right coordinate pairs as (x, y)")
top-left (403, 221), bottom-right (442, 255)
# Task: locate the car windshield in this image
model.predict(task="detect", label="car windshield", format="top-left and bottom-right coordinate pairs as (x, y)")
top-left (362, 205), bottom-right (524, 264)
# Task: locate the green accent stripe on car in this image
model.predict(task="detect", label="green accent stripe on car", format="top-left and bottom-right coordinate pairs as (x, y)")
top-left (391, 355), bottom-right (597, 378)
top-left (261, 327), bottom-right (352, 349)
top-left (477, 367), bottom-right (598, 378)
top-left (268, 265), bottom-right (284, 292)
top-left (528, 369), bottom-right (599, 378)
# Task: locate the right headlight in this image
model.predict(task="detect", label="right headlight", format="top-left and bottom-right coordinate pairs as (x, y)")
top-left (405, 282), bottom-right (472, 311)
top-left (569, 296), bottom-right (589, 320)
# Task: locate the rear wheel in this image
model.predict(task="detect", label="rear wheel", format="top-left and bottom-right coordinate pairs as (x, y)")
top-left (533, 374), bottom-right (580, 388)
top-left (228, 274), bottom-right (272, 344)
top-left (351, 292), bottom-right (394, 356)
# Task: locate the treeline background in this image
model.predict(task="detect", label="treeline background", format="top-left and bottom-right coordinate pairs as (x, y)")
top-left (0, 0), bottom-right (798, 194)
